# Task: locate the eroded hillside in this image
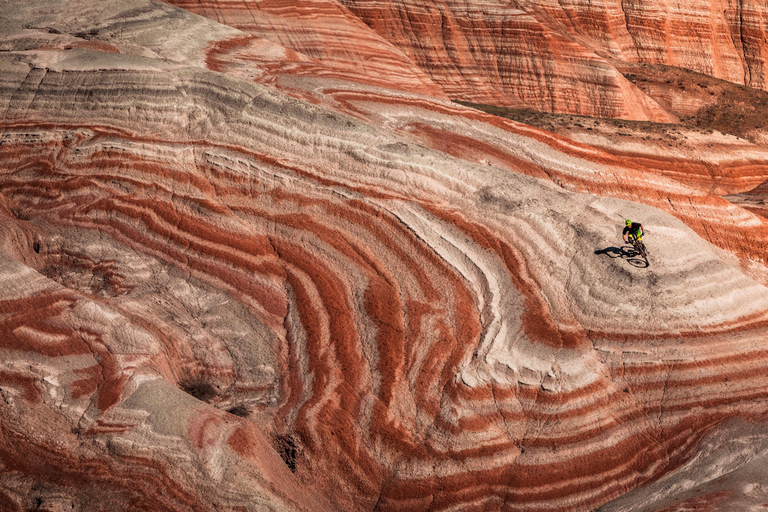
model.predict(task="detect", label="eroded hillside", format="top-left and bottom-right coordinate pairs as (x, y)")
top-left (1, 1), bottom-right (768, 511)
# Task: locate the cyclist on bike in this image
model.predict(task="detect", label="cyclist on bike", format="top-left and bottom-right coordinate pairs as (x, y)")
top-left (622, 219), bottom-right (644, 244)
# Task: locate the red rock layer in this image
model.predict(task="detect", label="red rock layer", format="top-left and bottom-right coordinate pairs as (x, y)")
top-left (6, 130), bottom-right (768, 510)
top-left (337, 0), bottom-right (768, 118)
top-left (323, 89), bottom-right (768, 274)
top-left (2, 2), bottom-right (768, 511)
top-left (3, 72), bottom-right (768, 510)
top-left (163, 0), bottom-right (446, 98)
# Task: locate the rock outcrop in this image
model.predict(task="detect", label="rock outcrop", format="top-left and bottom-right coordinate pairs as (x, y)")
top-left (163, 0), bottom-right (768, 120)
top-left (340, 0), bottom-right (768, 119)
top-left (1, 1), bottom-right (768, 511)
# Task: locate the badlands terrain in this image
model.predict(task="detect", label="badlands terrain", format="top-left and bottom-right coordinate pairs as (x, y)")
top-left (1, 0), bottom-right (768, 511)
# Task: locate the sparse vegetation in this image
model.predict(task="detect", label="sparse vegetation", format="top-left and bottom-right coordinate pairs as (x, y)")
top-left (454, 100), bottom-right (673, 137)
top-left (457, 62), bottom-right (768, 145)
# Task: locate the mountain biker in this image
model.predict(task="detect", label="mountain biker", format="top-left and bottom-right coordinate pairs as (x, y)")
top-left (622, 219), bottom-right (644, 244)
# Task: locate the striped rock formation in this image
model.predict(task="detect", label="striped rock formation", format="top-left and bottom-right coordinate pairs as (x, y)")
top-left (336, 0), bottom-right (768, 119)
top-left (1, 1), bottom-right (768, 511)
top-left (164, 0), bottom-right (674, 121)
top-left (162, 0), bottom-right (446, 98)
top-left (167, 0), bottom-right (768, 120)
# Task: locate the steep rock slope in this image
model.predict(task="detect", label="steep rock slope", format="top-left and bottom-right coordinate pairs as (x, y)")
top-left (338, 0), bottom-right (768, 118)
top-left (1, 1), bottom-right (768, 512)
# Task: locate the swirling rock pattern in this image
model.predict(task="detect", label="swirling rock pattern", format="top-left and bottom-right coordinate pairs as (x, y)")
top-left (163, 0), bottom-right (446, 98)
top-left (162, 0), bottom-right (768, 120)
top-left (2, 1), bottom-right (768, 511)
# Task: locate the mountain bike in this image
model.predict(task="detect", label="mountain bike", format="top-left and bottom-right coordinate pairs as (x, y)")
top-left (628, 236), bottom-right (648, 263)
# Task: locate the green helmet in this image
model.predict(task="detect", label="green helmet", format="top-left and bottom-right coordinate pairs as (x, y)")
top-left (625, 219), bottom-right (632, 226)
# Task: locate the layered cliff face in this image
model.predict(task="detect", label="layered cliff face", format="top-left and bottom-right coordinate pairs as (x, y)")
top-left (339, 0), bottom-right (768, 119)
top-left (2, 1), bottom-right (768, 512)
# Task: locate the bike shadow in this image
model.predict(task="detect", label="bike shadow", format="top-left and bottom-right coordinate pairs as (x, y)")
top-left (594, 246), bottom-right (649, 268)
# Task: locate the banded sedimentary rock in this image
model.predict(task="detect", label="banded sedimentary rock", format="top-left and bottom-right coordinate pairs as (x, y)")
top-left (2, 1), bottom-right (768, 511)
top-left (155, 0), bottom-right (768, 121)
top-left (337, 0), bottom-right (768, 118)
top-left (335, 0), bottom-right (673, 120)
top-left (162, 0), bottom-right (446, 97)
